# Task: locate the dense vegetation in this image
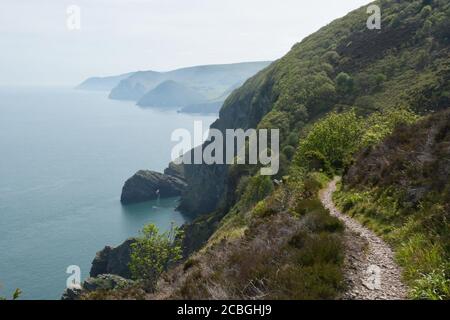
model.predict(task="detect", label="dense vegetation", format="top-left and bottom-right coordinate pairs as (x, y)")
top-left (180, 0), bottom-right (450, 215)
top-left (86, 0), bottom-right (450, 300)
top-left (294, 107), bottom-right (419, 175)
top-left (129, 224), bottom-right (183, 291)
top-left (154, 171), bottom-right (346, 300)
top-left (175, 0), bottom-right (450, 300)
top-left (334, 110), bottom-right (450, 300)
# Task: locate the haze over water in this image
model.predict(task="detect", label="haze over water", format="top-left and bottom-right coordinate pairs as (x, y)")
top-left (0, 87), bottom-right (216, 299)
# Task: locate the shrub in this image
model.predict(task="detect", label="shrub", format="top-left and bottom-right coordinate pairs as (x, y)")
top-left (271, 263), bottom-right (343, 300)
top-left (293, 233), bottom-right (344, 266)
top-left (323, 51), bottom-right (340, 64)
top-left (282, 145), bottom-right (296, 160)
top-left (129, 223), bottom-right (183, 290)
top-left (0, 288), bottom-right (21, 300)
top-left (361, 107), bottom-right (420, 148)
top-left (304, 211), bottom-right (345, 233)
top-left (295, 111), bottom-right (363, 171)
top-left (420, 5), bottom-right (433, 18)
top-left (301, 151), bottom-right (333, 175)
top-left (335, 72), bottom-right (354, 95)
top-left (411, 267), bottom-right (450, 300)
top-left (240, 175), bottom-right (274, 208)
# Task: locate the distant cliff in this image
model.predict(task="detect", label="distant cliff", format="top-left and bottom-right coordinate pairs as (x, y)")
top-left (76, 72), bottom-right (135, 91)
top-left (137, 80), bottom-right (206, 108)
top-left (121, 170), bottom-right (187, 205)
top-left (177, 0), bottom-right (450, 216)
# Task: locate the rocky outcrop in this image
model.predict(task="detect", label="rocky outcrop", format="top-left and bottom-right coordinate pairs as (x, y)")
top-left (180, 212), bottom-right (225, 257)
top-left (90, 238), bottom-right (136, 279)
top-left (120, 170), bottom-right (187, 205)
top-left (163, 162), bottom-right (185, 181)
top-left (62, 274), bottom-right (135, 300)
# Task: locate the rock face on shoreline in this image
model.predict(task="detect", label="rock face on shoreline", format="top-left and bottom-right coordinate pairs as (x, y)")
top-left (90, 238), bottom-right (137, 279)
top-left (61, 238), bottom-right (139, 300)
top-left (120, 170), bottom-right (187, 204)
top-left (61, 274), bottom-right (135, 300)
top-left (163, 162), bottom-right (185, 180)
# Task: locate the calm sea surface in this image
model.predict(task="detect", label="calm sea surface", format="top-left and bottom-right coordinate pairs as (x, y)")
top-left (0, 86), bottom-right (216, 299)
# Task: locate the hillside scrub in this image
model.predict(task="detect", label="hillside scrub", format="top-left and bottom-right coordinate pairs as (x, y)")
top-left (294, 107), bottom-right (419, 174)
top-left (179, 0), bottom-right (450, 216)
top-left (335, 110), bottom-right (450, 300)
top-left (152, 170), bottom-right (346, 300)
top-left (83, 0), bottom-right (450, 300)
top-left (129, 223), bottom-right (183, 291)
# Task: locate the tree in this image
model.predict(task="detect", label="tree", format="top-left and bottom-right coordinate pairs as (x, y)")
top-left (295, 111), bottom-right (363, 170)
top-left (282, 145), bottom-right (296, 160)
top-left (129, 223), bottom-right (183, 291)
top-left (335, 72), bottom-right (354, 95)
top-left (361, 107), bottom-right (419, 148)
top-left (240, 175), bottom-right (274, 208)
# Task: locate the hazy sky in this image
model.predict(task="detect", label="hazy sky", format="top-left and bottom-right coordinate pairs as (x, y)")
top-left (0, 0), bottom-right (371, 86)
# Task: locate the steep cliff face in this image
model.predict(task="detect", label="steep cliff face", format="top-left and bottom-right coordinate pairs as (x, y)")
top-left (83, 0), bottom-right (450, 300)
top-left (179, 0), bottom-right (450, 216)
top-left (90, 238), bottom-right (136, 279)
top-left (120, 170), bottom-right (187, 205)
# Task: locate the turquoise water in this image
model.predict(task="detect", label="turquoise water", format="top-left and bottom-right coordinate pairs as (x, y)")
top-left (0, 87), bottom-right (216, 300)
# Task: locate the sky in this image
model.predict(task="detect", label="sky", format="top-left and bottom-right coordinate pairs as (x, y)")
top-left (0, 0), bottom-right (371, 86)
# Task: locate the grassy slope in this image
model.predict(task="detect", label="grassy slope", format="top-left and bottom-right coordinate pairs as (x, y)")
top-left (334, 110), bottom-right (450, 299)
top-left (172, 0), bottom-right (450, 300)
top-left (180, 0), bottom-right (450, 216)
top-left (86, 0), bottom-right (450, 300)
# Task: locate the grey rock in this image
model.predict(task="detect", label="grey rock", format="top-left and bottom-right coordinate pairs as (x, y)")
top-left (61, 275), bottom-right (135, 300)
top-left (120, 170), bottom-right (187, 204)
top-left (83, 274), bottom-right (134, 292)
top-left (90, 238), bottom-right (137, 279)
top-left (61, 286), bottom-right (83, 300)
top-left (164, 162), bottom-right (185, 180)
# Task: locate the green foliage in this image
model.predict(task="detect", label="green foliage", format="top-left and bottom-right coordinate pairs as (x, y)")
top-left (129, 223), bottom-right (183, 290)
top-left (240, 175), bottom-right (274, 208)
top-left (411, 267), bottom-right (450, 300)
top-left (420, 5), bottom-right (433, 17)
top-left (361, 107), bottom-right (420, 148)
top-left (301, 151), bottom-right (333, 176)
top-left (335, 186), bottom-right (450, 300)
top-left (323, 51), bottom-right (340, 64)
top-left (0, 287), bottom-right (21, 300)
top-left (335, 72), bottom-right (354, 95)
top-left (170, 0), bottom-right (450, 301)
top-left (294, 107), bottom-right (420, 175)
top-left (240, 190), bottom-right (344, 300)
top-left (295, 111), bottom-right (363, 170)
top-left (271, 205), bottom-right (344, 299)
top-left (282, 145), bottom-right (296, 160)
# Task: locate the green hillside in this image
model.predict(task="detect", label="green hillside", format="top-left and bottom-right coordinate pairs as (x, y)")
top-left (82, 0), bottom-right (450, 300)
